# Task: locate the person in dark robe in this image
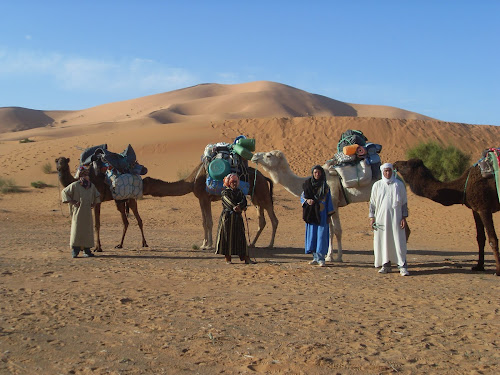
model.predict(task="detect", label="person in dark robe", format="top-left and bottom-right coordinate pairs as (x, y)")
top-left (301, 165), bottom-right (335, 267)
top-left (215, 173), bottom-right (255, 264)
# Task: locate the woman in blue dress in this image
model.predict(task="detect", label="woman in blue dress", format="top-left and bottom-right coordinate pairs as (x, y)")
top-left (301, 165), bottom-right (335, 267)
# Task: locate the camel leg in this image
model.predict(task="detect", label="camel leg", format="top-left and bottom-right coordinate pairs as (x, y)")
top-left (248, 205), bottom-right (264, 248)
top-left (199, 197), bottom-right (213, 250)
top-left (476, 210), bottom-right (500, 276)
top-left (127, 199), bottom-right (148, 248)
top-left (472, 211), bottom-right (486, 272)
top-left (265, 206), bottom-right (278, 249)
top-left (326, 212), bottom-right (343, 262)
top-left (248, 205), bottom-right (278, 249)
top-left (94, 203), bottom-right (103, 252)
top-left (115, 201), bottom-right (129, 249)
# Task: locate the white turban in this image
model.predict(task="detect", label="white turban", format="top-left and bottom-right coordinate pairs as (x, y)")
top-left (380, 163), bottom-right (401, 207)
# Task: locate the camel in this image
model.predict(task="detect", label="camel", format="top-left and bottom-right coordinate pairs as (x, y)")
top-left (142, 163), bottom-right (278, 249)
top-left (394, 158), bottom-right (500, 276)
top-left (251, 150), bottom-right (383, 262)
top-left (251, 151), bottom-right (411, 262)
top-left (56, 157), bottom-right (148, 251)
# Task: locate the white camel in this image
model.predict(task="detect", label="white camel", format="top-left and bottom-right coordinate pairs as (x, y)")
top-left (251, 150), bottom-right (375, 262)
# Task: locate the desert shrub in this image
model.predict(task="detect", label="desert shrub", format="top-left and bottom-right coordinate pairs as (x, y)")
top-left (42, 162), bottom-right (53, 174)
top-left (19, 138), bottom-right (35, 143)
top-left (406, 141), bottom-right (470, 181)
top-left (0, 177), bottom-right (21, 193)
top-left (31, 181), bottom-right (52, 189)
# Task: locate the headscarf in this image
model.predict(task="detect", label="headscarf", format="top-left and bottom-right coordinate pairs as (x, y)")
top-left (380, 163), bottom-right (401, 207)
top-left (76, 165), bottom-right (90, 178)
top-left (305, 165), bottom-right (328, 201)
top-left (77, 165), bottom-right (91, 189)
top-left (223, 173), bottom-right (239, 188)
top-left (302, 165), bottom-right (328, 225)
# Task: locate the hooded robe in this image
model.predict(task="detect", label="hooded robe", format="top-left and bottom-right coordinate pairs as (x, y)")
top-left (61, 181), bottom-right (100, 248)
top-left (369, 164), bottom-right (408, 267)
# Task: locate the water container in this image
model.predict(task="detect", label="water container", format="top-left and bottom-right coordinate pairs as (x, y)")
top-left (208, 158), bottom-right (231, 180)
top-left (232, 144), bottom-right (254, 160)
top-left (343, 144), bottom-right (359, 156)
top-left (205, 176), bottom-right (225, 195)
top-left (236, 138), bottom-right (256, 152)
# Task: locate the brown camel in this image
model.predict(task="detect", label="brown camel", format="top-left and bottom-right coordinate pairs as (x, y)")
top-left (393, 158), bottom-right (500, 276)
top-left (55, 157), bottom-right (148, 251)
top-left (142, 163), bottom-right (278, 249)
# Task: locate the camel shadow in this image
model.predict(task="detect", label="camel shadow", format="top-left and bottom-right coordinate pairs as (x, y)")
top-left (407, 262), bottom-right (497, 276)
top-left (95, 252), bottom-right (221, 261)
top-left (251, 246), bottom-right (308, 261)
top-left (91, 247), bottom-right (497, 275)
top-left (408, 249), bottom-right (478, 256)
top-left (337, 249), bottom-right (478, 257)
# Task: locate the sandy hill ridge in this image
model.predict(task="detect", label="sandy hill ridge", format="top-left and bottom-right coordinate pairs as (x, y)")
top-left (217, 116), bottom-right (500, 176)
top-left (0, 107), bottom-right (73, 133)
top-left (0, 81), bottom-right (434, 135)
top-left (1, 80), bottom-right (499, 186)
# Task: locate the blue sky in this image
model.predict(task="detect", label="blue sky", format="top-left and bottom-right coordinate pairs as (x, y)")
top-left (1, 1), bottom-right (498, 125)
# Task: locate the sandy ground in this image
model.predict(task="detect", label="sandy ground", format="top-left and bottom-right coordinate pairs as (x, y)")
top-left (1, 179), bottom-right (499, 374)
top-left (1, 83), bottom-right (500, 374)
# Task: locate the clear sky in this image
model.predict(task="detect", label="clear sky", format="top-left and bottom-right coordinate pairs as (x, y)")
top-left (1, 0), bottom-right (498, 125)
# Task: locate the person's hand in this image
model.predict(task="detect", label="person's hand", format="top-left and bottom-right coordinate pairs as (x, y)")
top-left (369, 217), bottom-right (375, 229)
top-left (307, 199), bottom-right (315, 206)
top-left (400, 217), bottom-right (407, 229)
top-left (233, 205), bottom-right (242, 213)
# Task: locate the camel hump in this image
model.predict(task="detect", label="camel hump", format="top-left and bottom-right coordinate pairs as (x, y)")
top-left (322, 163), bottom-right (339, 176)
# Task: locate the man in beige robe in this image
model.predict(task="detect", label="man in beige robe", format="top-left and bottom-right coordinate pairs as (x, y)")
top-left (61, 166), bottom-right (100, 258)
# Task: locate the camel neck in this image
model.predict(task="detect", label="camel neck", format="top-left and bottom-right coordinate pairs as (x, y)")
top-left (411, 172), bottom-right (469, 206)
top-left (58, 168), bottom-right (76, 188)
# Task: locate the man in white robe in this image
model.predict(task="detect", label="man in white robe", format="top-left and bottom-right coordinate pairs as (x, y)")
top-left (369, 163), bottom-right (410, 276)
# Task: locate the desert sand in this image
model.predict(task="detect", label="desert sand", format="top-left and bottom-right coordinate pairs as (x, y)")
top-left (0, 82), bottom-right (499, 374)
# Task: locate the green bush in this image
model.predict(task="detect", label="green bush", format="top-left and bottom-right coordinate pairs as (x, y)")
top-left (0, 177), bottom-right (21, 193)
top-left (42, 162), bottom-right (53, 174)
top-left (406, 141), bottom-right (470, 181)
top-left (19, 138), bottom-right (35, 143)
top-left (31, 181), bottom-right (52, 189)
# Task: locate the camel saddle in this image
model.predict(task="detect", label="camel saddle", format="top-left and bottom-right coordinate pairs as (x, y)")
top-left (478, 148), bottom-right (500, 203)
top-left (80, 144), bottom-right (148, 176)
top-left (478, 148), bottom-right (498, 179)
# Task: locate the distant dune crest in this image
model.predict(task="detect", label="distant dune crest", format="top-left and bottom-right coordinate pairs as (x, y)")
top-left (0, 81), bottom-right (435, 134)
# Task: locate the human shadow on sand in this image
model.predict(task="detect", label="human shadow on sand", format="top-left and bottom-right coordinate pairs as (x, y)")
top-left (251, 246), bottom-right (309, 261)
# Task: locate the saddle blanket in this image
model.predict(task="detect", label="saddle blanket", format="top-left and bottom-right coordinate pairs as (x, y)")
top-left (205, 176), bottom-right (250, 196)
top-left (106, 170), bottom-right (143, 200)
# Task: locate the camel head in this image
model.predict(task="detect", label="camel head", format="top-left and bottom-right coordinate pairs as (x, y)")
top-left (55, 157), bottom-right (71, 174)
top-left (394, 159), bottom-right (434, 181)
top-left (394, 158), bottom-right (439, 196)
top-left (251, 150), bottom-right (287, 171)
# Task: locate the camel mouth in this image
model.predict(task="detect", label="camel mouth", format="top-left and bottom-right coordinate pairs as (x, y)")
top-left (250, 155), bottom-right (262, 163)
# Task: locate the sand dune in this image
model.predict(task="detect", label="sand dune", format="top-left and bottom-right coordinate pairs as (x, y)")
top-left (1, 81), bottom-right (500, 374)
top-left (0, 81), bottom-right (434, 135)
top-left (0, 107), bottom-right (56, 133)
